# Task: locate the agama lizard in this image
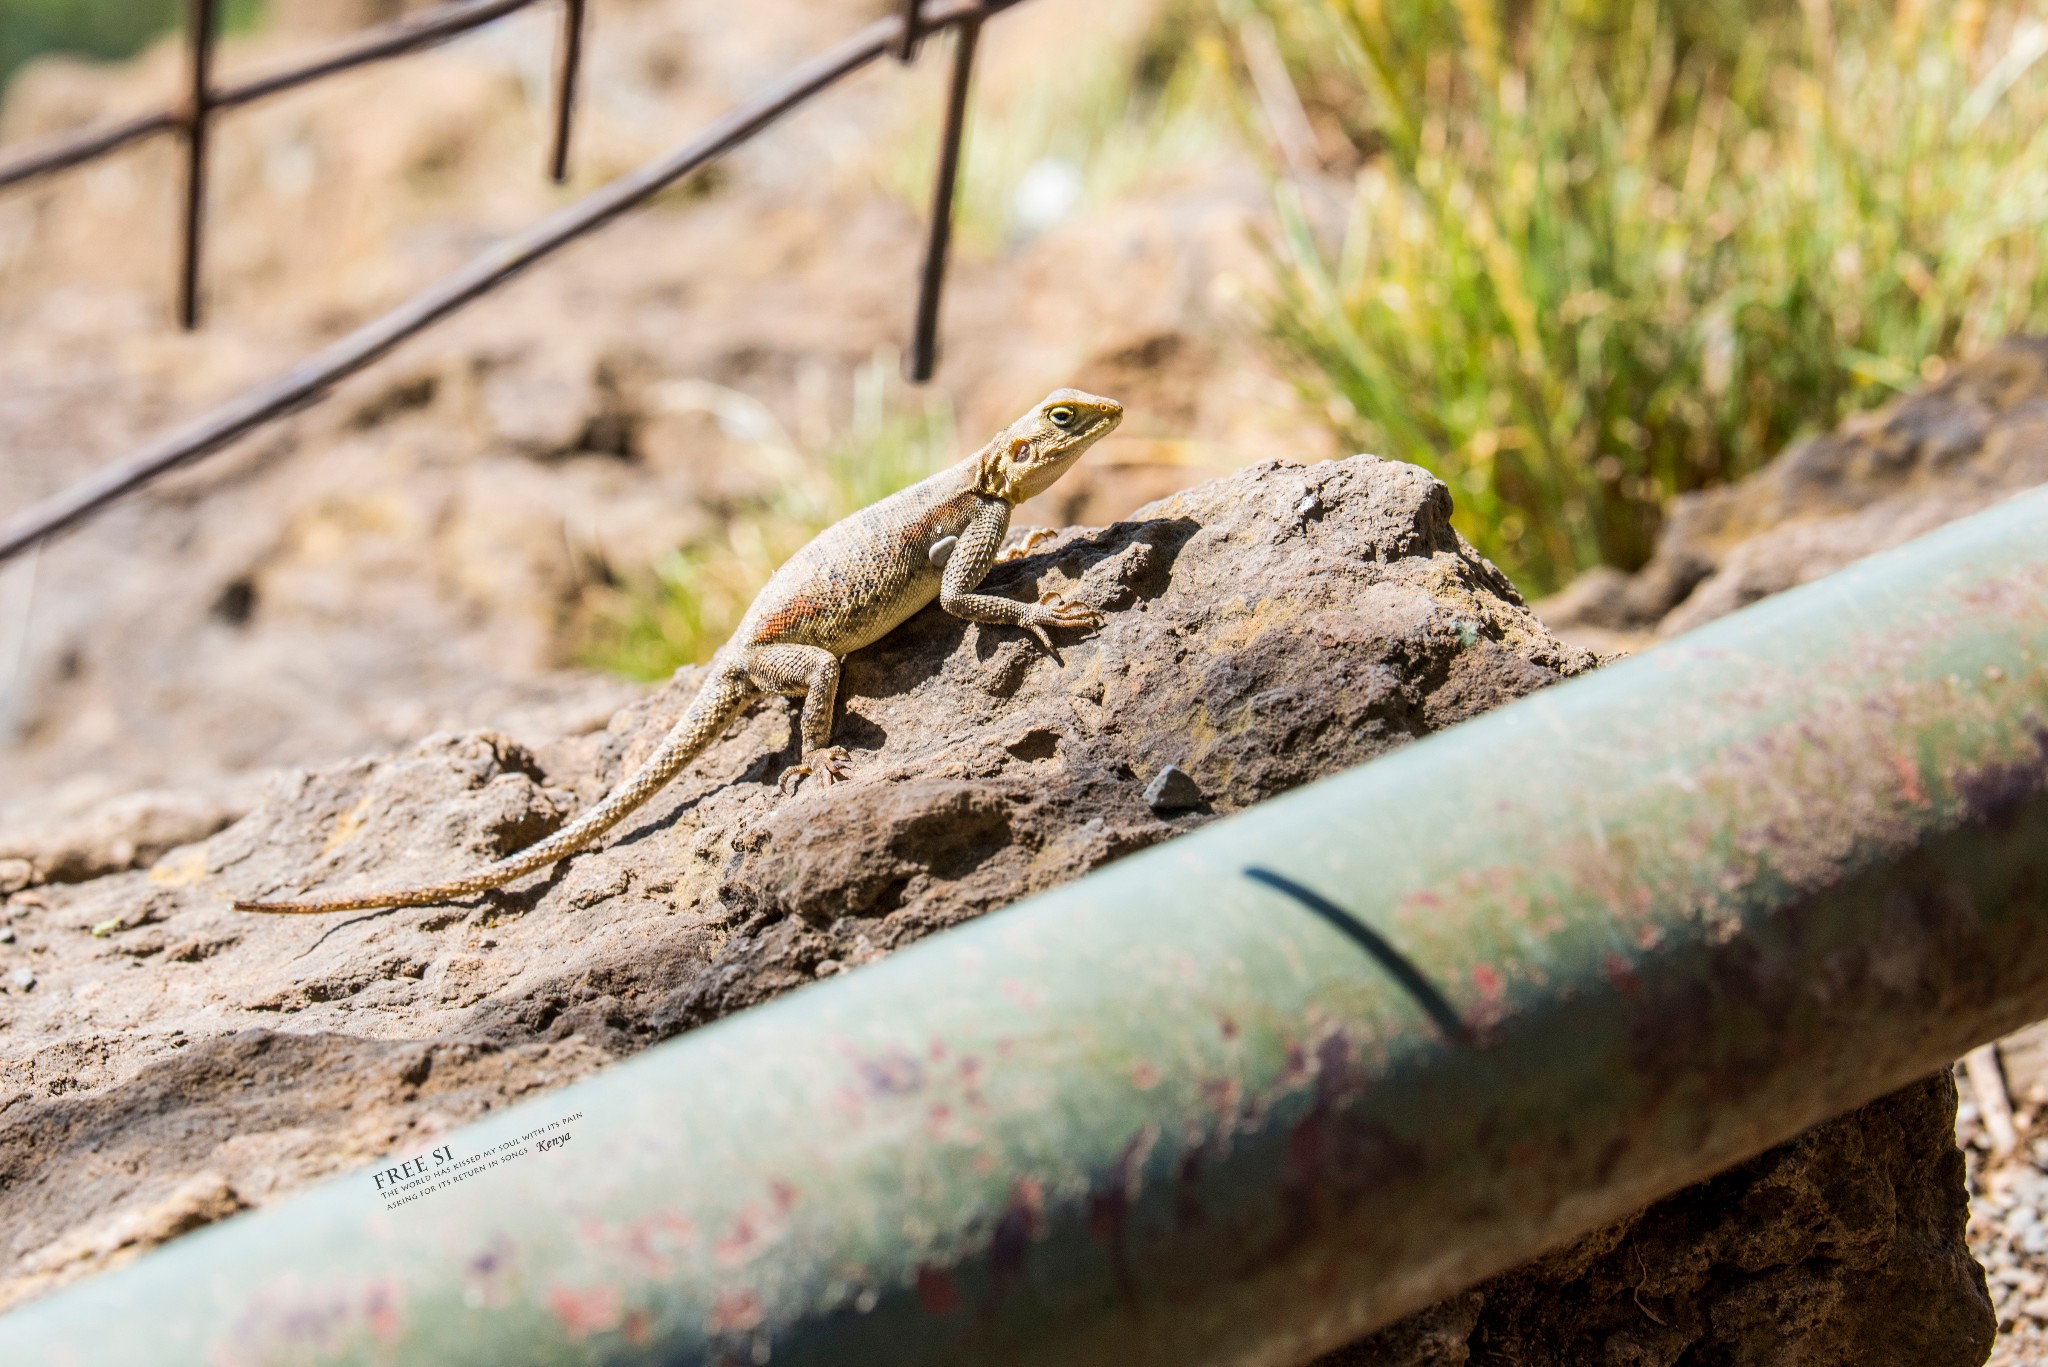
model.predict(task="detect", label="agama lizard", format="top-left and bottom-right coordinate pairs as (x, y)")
top-left (233, 389), bottom-right (1123, 915)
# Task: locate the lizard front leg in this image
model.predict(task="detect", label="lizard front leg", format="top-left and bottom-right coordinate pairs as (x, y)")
top-left (746, 643), bottom-right (853, 793)
top-left (939, 496), bottom-right (1103, 650)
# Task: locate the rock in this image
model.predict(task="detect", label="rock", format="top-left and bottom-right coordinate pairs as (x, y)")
top-left (1543, 336), bottom-right (2048, 650)
top-left (1320, 1073), bottom-right (1994, 1367)
top-left (0, 790), bottom-right (248, 888)
top-left (6, 969), bottom-right (31, 993)
top-left (0, 446), bottom-right (1993, 1364)
top-left (1142, 762), bottom-right (1203, 813)
top-left (8, 1172), bottom-right (245, 1300)
top-left (0, 454), bottom-right (1593, 1305)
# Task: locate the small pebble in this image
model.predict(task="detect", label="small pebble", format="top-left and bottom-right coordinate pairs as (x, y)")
top-left (0, 926), bottom-right (14, 943)
top-left (814, 960), bottom-right (843, 979)
top-left (8, 967), bottom-right (34, 992)
top-left (1143, 764), bottom-right (1204, 814)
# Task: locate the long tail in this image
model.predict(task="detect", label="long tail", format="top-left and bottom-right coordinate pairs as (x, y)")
top-left (234, 666), bottom-right (756, 915)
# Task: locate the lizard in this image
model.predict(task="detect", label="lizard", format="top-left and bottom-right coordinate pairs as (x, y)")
top-left (232, 388), bottom-right (1124, 915)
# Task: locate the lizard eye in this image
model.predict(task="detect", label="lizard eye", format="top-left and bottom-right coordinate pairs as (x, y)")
top-left (1047, 405), bottom-right (1077, 428)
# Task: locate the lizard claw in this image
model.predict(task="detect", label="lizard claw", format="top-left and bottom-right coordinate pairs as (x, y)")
top-left (1016, 591), bottom-right (1103, 655)
top-left (1032, 591), bottom-right (1106, 632)
top-left (779, 746), bottom-right (852, 795)
top-left (997, 527), bottom-right (1061, 563)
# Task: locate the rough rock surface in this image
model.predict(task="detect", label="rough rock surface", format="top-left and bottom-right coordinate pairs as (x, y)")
top-left (1542, 336), bottom-right (2048, 651)
top-left (0, 454), bottom-right (1595, 1308)
top-left (1321, 1073), bottom-right (1994, 1367)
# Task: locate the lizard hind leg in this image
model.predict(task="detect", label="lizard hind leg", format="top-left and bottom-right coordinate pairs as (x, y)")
top-left (746, 644), bottom-right (852, 794)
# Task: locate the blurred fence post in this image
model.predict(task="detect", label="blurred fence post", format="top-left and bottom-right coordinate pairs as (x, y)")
top-left (549, 0), bottom-right (586, 182)
top-left (178, 0), bottom-right (220, 330)
top-left (906, 9), bottom-right (982, 383)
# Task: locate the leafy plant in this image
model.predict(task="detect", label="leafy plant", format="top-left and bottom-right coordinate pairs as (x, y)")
top-left (578, 361), bottom-right (957, 679)
top-left (1243, 0), bottom-right (2048, 591)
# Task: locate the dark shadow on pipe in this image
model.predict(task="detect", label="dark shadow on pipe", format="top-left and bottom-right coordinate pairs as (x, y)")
top-left (1244, 866), bottom-right (1475, 1047)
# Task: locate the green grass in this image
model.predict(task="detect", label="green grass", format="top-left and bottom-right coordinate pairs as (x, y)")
top-left (1242, 0), bottom-right (2048, 592)
top-left (578, 362), bottom-right (958, 680)
top-left (1, 0), bottom-right (264, 93)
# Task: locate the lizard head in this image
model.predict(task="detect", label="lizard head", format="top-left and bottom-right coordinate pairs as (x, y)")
top-left (976, 388), bottom-right (1124, 503)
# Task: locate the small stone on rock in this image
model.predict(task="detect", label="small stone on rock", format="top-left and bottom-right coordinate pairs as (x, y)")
top-left (0, 859), bottom-right (31, 894)
top-left (0, 926), bottom-right (14, 943)
top-left (9, 968), bottom-right (34, 992)
top-left (1143, 765), bottom-right (1204, 814)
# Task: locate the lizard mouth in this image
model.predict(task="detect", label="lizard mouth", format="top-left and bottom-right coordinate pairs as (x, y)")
top-left (1076, 404), bottom-right (1123, 438)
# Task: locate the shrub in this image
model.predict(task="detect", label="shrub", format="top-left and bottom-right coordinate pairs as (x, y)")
top-left (1242, 0), bottom-right (2048, 591)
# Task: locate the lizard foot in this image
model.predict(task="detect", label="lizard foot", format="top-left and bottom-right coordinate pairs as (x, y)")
top-left (779, 745), bottom-right (852, 795)
top-left (1020, 591), bottom-right (1106, 650)
top-left (997, 527), bottom-right (1061, 563)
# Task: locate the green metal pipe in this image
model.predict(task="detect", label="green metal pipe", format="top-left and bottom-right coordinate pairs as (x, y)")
top-left (6, 485), bottom-right (2048, 1365)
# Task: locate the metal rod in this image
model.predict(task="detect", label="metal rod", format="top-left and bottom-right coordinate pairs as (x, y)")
top-left (178, 0), bottom-right (220, 331)
top-left (213, 0), bottom-right (541, 110)
top-left (5, 483), bottom-right (2048, 1365)
top-left (905, 12), bottom-right (981, 384)
top-left (0, 110), bottom-right (182, 192)
top-left (548, 0), bottom-right (587, 183)
top-left (0, 0), bottom-right (543, 191)
top-left (895, 0), bottom-right (925, 61)
top-left (0, 0), bottom-right (1013, 566)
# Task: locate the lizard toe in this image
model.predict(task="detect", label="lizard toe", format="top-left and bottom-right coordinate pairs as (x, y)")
top-left (1034, 593), bottom-right (1103, 631)
top-left (781, 747), bottom-right (852, 794)
top-left (998, 528), bottom-right (1060, 563)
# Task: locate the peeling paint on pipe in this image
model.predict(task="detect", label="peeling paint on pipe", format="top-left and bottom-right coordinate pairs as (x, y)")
top-left (5, 487), bottom-right (2048, 1365)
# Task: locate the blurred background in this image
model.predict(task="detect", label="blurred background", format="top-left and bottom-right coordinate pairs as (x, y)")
top-left (1, 0), bottom-right (2044, 808)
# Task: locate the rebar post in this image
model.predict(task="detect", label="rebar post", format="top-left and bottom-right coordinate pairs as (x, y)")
top-left (549, 0), bottom-right (586, 182)
top-left (895, 0), bottom-right (925, 61)
top-left (905, 11), bottom-right (981, 383)
top-left (178, 0), bottom-right (220, 330)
